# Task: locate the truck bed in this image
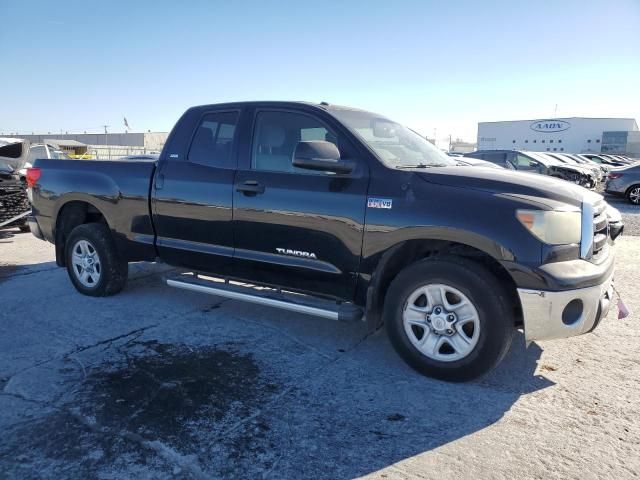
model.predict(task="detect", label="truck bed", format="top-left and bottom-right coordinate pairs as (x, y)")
top-left (30, 158), bottom-right (158, 262)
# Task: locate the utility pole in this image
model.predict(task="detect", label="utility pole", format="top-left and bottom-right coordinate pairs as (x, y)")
top-left (101, 125), bottom-right (110, 160)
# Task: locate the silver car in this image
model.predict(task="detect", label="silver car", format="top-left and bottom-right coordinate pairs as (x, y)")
top-left (605, 164), bottom-right (640, 205)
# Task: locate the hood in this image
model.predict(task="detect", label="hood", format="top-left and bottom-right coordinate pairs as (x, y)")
top-left (417, 166), bottom-right (601, 209)
top-left (0, 138), bottom-right (30, 173)
top-left (551, 163), bottom-right (593, 176)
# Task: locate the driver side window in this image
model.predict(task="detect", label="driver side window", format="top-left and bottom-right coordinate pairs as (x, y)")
top-left (251, 111), bottom-right (338, 174)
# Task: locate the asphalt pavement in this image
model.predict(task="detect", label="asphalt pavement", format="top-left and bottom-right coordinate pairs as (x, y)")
top-left (0, 201), bottom-right (638, 479)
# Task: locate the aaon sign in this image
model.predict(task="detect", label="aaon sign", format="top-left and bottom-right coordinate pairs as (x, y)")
top-left (530, 119), bottom-right (571, 133)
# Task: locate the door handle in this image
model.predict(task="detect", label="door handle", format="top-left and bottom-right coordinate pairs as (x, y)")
top-left (155, 173), bottom-right (165, 190)
top-left (236, 180), bottom-right (265, 195)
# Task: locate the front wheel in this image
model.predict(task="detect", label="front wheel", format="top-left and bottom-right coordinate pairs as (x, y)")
top-left (65, 223), bottom-right (128, 296)
top-left (384, 257), bottom-right (514, 382)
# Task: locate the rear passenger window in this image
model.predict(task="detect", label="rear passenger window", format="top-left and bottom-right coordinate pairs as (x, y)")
top-left (188, 111), bottom-right (239, 168)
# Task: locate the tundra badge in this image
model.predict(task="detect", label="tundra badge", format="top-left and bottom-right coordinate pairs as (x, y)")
top-left (276, 248), bottom-right (317, 259)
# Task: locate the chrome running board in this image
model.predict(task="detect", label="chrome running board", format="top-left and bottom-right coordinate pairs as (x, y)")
top-left (166, 273), bottom-right (362, 322)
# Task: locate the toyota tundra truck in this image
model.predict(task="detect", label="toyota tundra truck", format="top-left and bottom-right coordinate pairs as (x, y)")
top-left (26, 101), bottom-right (622, 381)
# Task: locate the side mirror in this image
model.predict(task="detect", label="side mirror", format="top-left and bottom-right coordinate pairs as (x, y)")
top-left (292, 141), bottom-right (354, 174)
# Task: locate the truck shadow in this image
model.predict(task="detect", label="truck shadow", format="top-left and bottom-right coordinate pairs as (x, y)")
top-left (0, 226), bottom-right (31, 240)
top-left (0, 261), bottom-right (58, 284)
top-left (256, 330), bottom-right (553, 479)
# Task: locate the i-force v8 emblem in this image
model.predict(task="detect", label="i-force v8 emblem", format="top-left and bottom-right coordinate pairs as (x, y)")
top-left (368, 197), bottom-right (393, 209)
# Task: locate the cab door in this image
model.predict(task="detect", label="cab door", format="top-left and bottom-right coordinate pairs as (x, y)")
top-left (152, 109), bottom-right (240, 274)
top-left (232, 108), bottom-right (369, 300)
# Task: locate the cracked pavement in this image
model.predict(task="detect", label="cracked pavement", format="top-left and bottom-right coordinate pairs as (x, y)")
top-left (0, 222), bottom-right (639, 479)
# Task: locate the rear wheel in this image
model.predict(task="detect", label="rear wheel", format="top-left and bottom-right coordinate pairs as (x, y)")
top-left (627, 185), bottom-right (640, 205)
top-left (384, 257), bottom-right (514, 382)
top-left (65, 223), bottom-right (128, 296)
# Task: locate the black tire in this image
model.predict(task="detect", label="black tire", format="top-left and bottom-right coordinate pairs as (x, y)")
top-left (626, 185), bottom-right (640, 205)
top-left (65, 223), bottom-right (128, 296)
top-left (18, 224), bottom-right (30, 232)
top-left (384, 256), bottom-right (514, 382)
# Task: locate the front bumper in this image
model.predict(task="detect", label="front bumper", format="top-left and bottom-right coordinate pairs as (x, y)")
top-left (518, 274), bottom-right (614, 342)
top-left (27, 215), bottom-right (44, 240)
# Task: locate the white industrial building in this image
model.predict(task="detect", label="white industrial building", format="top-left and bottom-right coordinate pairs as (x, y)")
top-left (8, 131), bottom-right (169, 159)
top-left (477, 117), bottom-right (639, 155)
top-left (13, 132), bottom-right (169, 151)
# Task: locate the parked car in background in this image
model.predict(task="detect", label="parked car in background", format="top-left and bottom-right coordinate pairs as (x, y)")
top-left (0, 138), bottom-right (31, 230)
top-left (601, 154), bottom-right (634, 166)
top-left (581, 153), bottom-right (626, 168)
top-left (569, 153), bottom-right (610, 179)
top-left (605, 164), bottom-right (640, 204)
top-left (544, 152), bottom-right (603, 183)
top-left (27, 143), bottom-right (71, 164)
top-left (15, 143), bottom-right (74, 174)
top-left (464, 150), bottom-right (597, 188)
top-left (576, 154), bottom-right (611, 178)
top-left (453, 157), bottom-right (504, 169)
top-left (509, 151), bottom-right (600, 187)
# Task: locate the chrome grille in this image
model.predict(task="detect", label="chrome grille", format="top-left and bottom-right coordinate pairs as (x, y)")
top-left (591, 201), bottom-right (609, 260)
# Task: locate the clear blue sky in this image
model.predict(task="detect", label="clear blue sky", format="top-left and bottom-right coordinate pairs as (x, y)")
top-left (1, 0), bottom-right (639, 142)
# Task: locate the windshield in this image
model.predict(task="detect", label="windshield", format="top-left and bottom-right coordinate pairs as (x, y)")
top-left (328, 108), bottom-right (456, 168)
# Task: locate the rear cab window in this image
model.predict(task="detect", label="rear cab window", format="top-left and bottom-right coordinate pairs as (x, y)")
top-left (187, 111), bottom-right (239, 168)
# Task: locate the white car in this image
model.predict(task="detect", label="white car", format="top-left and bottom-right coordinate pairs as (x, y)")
top-left (0, 137), bottom-right (31, 230)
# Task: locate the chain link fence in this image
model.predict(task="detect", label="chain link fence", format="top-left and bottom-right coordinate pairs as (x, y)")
top-left (71, 146), bottom-right (162, 160)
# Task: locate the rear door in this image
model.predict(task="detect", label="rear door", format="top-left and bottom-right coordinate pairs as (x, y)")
top-left (232, 108), bottom-right (369, 299)
top-left (152, 109), bottom-right (240, 274)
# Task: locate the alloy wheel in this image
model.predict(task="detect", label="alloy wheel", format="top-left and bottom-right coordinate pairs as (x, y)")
top-left (71, 239), bottom-right (102, 287)
top-left (402, 283), bottom-right (480, 362)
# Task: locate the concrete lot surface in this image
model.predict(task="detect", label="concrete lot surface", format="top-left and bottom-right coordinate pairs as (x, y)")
top-left (0, 204), bottom-right (639, 479)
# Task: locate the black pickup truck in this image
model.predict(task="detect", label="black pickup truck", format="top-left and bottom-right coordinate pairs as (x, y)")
top-left (28, 101), bottom-right (622, 381)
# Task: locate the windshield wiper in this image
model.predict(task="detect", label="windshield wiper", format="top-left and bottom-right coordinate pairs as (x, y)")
top-left (395, 163), bottom-right (449, 169)
top-left (395, 164), bottom-right (431, 169)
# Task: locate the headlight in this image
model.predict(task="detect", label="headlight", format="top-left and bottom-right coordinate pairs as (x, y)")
top-left (516, 209), bottom-right (581, 244)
